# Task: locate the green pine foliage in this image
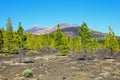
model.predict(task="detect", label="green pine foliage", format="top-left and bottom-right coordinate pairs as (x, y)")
top-left (118, 39), bottom-right (120, 49)
top-left (25, 34), bottom-right (44, 51)
top-left (69, 36), bottom-right (82, 53)
top-left (104, 26), bottom-right (119, 56)
top-left (33, 35), bottom-right (43, 51)
top-left (2, 17), bottom-right (14, 53)
top-left (74, 37), bottom-right (82, 53)
top-left (42, 34), bottom-right (51, 46)
top-left (69, 37), bottom-right (76, 51)
top-left (0, 17), bottom-right (120, 59)
top-left (17, 22), bottom-right (24, 36)
top-left (2, 31), bottom-right (10, 52)
top-left (11, 32), bottom-right (19, 52)
top-left (49, 33), bottom-right (55, 48)
top-left (54, 24), bottom-right (63, 48)
top-left (0, 28), bottom-right (3, 50)
top-left (54, 24), bottom-right (70, 55)
top-left (86, 37), bottom-right (100, 55)
top-left (6, 17), bottom-right (13, 33)
top-left (49, 37), bottom-right (55, 49)
top-left (78, 22), bottom-right (92, 58)
top-left (78, 22), bottom-right (91, 45)
top-left (59, 34), bottom-right (70, 56)
top-left (37, 35), bottom-right (44, 49)
top-left (17, 22), bottom-right (24, 49)
top-left (2, 21), bottom-right (24, 53)
top-left (25, 33), bottom-right (35, 49)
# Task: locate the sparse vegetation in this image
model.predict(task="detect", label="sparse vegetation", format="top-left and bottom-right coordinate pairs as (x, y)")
top-left (54, 24), bottom-right (70, 55)
top-left (78, 22), bottom-right (92, 59)
top-left (0, 17), bottom-right (119, 57)
top-left (22, 69), bottom-right (33, 77)
top-left (104, 26), bottom-right (119, 58)
top-left (0, 17), bottom-right (120, 80)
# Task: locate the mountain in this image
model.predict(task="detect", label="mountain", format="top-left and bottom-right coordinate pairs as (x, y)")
top-left (25, 23), bottom-right (119, 39)
top-left (24, 24), bottom-right (45, 34)
top-left (40, 23), bottom-right (77, 34)
top-left (25, 23), bottom-right (78, 35)
top-left (57, 27), bottom-right (106, 39)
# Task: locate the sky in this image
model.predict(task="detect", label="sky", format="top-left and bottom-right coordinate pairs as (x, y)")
top-left (0, 0), bottom-right (120, 36)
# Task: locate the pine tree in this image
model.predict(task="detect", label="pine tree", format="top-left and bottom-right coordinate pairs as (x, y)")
top-left (3, 31), bottom-right (9, 52)
top-left (49, 33), bottom-right (55, 48)
top-left (74, 37), bottom-right (82, 53)
top-left (12, 32), bottom-right (20, 52)
top-left (25, 33), bottom-right (34, 49)
top-left (33, 35), bottom-right (43, 51)
top-left (50, 38), bottom-right (55, 49)
top-left (78, 22), bottom-right (92, 58)
top-left (37, 35), bottom-right (44, 50)
top-left (86, 37), bottom-right (100, 56)
top-left (3, 17), bottom-right (14, 52)
top-left (17, 22), bottom-right (24, 48)
top-left (118, 39), bottom-right (120, 49)
top-left (25, 34), bottom-right (44, 51)
top-left (69, 36), bottom-right (82, 53)
top-left (104, 26), bottom-right (119, 58)
top-left (17, 22), bottom-right (24, 36)
top-left (6, 17), bottom-right (13, 33)
top-left (60, 34), bottom-right (70, 56)
top-left (3, 31), bottom-right (19, 53)
top-left (54, 24), bottom-right (70, 55)
top-left (0, 28), bottom-right (3, 50)
top-left (54, 24), bottom-right (63, 48)
top-left (31, 35), bottom-right (37, 50)
top-left (42, 34), bottom-right (51, 46)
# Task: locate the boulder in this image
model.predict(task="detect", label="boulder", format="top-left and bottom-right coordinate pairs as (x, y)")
top-left (22, 58), bottom-right (34, 63)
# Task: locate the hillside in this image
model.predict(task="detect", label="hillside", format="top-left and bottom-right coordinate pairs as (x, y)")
top-left (25, 23), bottom-right (107, 39)
top-left (58, 27), bottom-right (106, 39)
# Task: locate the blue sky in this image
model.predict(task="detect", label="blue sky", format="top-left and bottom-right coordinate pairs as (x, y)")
top-left (0, 0), bottom-right (120, 36)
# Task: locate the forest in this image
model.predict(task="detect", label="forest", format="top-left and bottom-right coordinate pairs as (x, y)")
top-left (0, 17), bottom-right (120, 80)
top-left (0, 17), bottom-right (120, 57)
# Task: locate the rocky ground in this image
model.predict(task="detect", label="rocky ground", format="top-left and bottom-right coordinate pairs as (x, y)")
top-left (0, 49), bottom-right (120, 80)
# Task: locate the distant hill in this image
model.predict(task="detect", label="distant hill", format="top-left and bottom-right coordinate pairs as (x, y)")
top-left (25, 23), bottom-right (78, 35)
top-left (25, 23), bottom-right (119, 39)
top-left (24, 24), bottom-right (45, 34)
top-left (59, 27), bottom-right (106, 39)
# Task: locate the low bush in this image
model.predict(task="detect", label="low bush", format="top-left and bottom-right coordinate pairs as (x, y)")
top-left (22, 69), bottom-right (33, 77)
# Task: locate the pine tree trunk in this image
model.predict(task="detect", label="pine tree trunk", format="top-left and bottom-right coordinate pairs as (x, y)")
top-left (19, 52), bottom-right (22, 63)
top-left (110, 48), bottom-right (113, 59)
top-left (84, 46), bottom-right (87, 60)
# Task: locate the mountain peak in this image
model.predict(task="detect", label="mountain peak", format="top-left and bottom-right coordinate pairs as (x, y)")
top-left (25, 23), bottom-right (80, 35)
top-left (24, 24), bottom-right (44, 33)
top-left (32, 24), bottom-right (40, 28)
